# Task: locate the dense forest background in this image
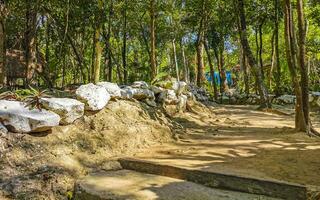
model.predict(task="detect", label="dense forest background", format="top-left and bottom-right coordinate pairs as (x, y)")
top-left (0, 0), bottom-right (319, 89)
top-left (0, 0), bottom-right (319, 132)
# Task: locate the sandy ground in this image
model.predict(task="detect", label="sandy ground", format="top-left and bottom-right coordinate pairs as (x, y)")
top-left (133, 105), bottom-right (320, 186)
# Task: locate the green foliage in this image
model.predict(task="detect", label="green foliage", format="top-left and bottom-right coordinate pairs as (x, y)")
top-left (2, 0), bottom-right (320, 94)
top-left (0, 87), bottom-right (51, 110)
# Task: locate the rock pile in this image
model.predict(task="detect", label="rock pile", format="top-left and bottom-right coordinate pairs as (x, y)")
top-left (188, 84), bottom-right (211, 102)
top-left (0, 80), bottom-right (206, 134)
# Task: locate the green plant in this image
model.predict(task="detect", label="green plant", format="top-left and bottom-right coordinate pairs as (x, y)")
top-left (24, 86), bottom-right (51, 110)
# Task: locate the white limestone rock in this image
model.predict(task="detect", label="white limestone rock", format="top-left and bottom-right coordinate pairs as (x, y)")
top-left (40, 98), bottom-right (84, 125)
top-left (0, 100), bottom-right (60, 133)
top-left (97, 82), bottom-right (122, 99)
top-left (172, 81), bottom-right (187, 95)
top-left (76, 83), bottom-right (111, 111)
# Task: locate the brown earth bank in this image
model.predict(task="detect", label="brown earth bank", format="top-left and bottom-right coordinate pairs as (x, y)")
top-left (0, 99), bottom-right (178, 200)
top-left (0, 99), bottom-right (320, 199)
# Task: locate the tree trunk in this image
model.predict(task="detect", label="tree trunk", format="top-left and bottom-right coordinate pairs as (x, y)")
top-left (241, 44), bottom-right (250, 95)
top-left (25, 0), bottom-right (38, 86)
top-left (107, 0), bottom-right (113, 82)
top-left (296, 0), bottom-right (316, 135)
top-left (219, 44), bottom-right (229, 93)
top-left (150, 0), bottom-right (157, 80)
top-left (0, 0), bottom-right (6, 86)
top-left (181, 42), bottom-right (189, 83)
top-left (204, 39), bottom-right (218, 100)
top-left (122, 0), bottom-right (128, 84)
top-left (196, 39), bottom-right (205, 87)
top-left (237, 0), bottom-right (270, 108)
top-left (259, 22), bottom-right (264, 80)
top-left (284, 0), bottom-right (306, 131)
top-left (274, 0), bottom-right (281, 95)
top-left (93, 0), bottom-right (103, 84)
top-left (172, 39), bottom-right (179, 81)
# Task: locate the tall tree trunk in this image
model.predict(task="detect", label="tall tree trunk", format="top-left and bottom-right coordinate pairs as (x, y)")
top-left (241, 44), bottom-right (250, 95)
top-left (181, 42), bottom-right (189, 83)
top-left (25, 0), bottom-right (38, 86)
top-left (284, 0), bottom-right (306, 131)
top-left (259, 22), bottom-right (264, 80)
top-left (106, 0), bottom-right (113, 82)
top-left (296, 0), bottom-right (317, 135)
top-left (219, 43), bottom-right (229, 93)
top-left (274, 0), bottom-right (281, 95)
top-left (196, 39), bottom-right (205, 87)
top-left (196, 0), bottom-right (206, 87)
top-left (93, 0), bottom-right (103, 84)
top-left (204, 39), bottom-right (218, 100)
top-left (122, 0), bottom-right (128, 84)
top-left (150, 0), bottom-right (157, 80)
top-left (0, 0), bottom-right (6, 86)
top-left (237, 0), bottom-right (270, 108)
top-left (172, 39), bottom-right (179, 81)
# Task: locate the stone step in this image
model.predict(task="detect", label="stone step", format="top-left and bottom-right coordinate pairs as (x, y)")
top-left (74, 170), bottom-right (278, 200)
top-left (118, 158), bottom-right (319, 200)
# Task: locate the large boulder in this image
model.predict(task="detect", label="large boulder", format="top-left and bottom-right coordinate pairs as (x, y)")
top-left (40, 98), bottom-right (85, 125)
top-left (97, 82), bottom-right (122, 99)
top-left (76, 83), bottom-right (111, 111)
top-left (0, 100), bottom-right (60, 133)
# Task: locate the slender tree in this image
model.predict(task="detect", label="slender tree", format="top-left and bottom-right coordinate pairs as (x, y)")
top-left (93, 0), bottom-right (103, 84)
top-left (150, 0), bottom-right (157, 80)
top-left (237, 0), bottom-right (270, 108)
top-left (0, 0), bottom-right (6, 86)
top-left (25, 0), bottom-right (38, 85)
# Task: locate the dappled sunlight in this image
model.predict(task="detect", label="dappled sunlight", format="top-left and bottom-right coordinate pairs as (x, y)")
top-left (134, 105), bottom-right (320, 186)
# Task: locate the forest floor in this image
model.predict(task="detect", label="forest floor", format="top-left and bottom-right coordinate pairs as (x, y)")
top-left (133, 104), bottom-right (320, 187)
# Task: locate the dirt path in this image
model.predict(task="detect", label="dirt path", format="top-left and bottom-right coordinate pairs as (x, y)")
top-left (133, 105), bottom-right (320, 186)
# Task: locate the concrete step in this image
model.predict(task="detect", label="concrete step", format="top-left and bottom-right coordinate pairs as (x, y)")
top-left (119, 158), bottom-right (319, 200)
top-left (74, 170), bottom-right (278, 200)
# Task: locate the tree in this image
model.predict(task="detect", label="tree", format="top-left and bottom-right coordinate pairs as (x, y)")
top-left (237, 0), bottom-right (270, 108)
top-left (296, 0), bottom-right (319, 135)
top-left (150, 0), bottom-right (157, 80)
top-left (0, 0), bottom-right (6, 86)
top-left (93, 0), bottom-right (104, 84)
top-left (25, 0), bottom-right (38, 86)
